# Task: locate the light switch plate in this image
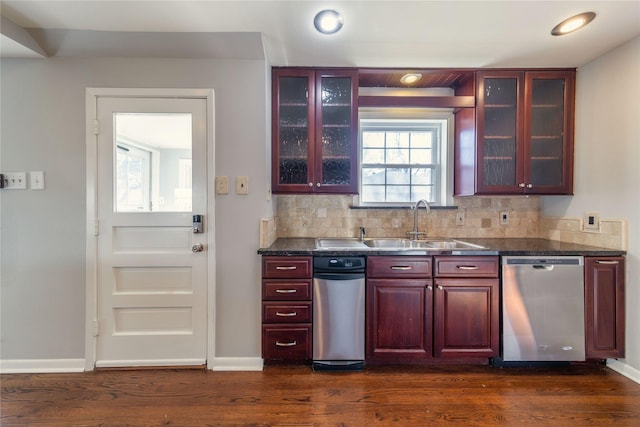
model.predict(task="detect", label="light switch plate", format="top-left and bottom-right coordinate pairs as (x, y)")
top-left (584, 212), bottom-right (600, 231)
top-left (2, 172), bottom-right (27, 189)
top-left (236, 176), bottom-right (249, 195)
top-left (216, 176), bottom-right (229, 195)
top-left (30, 171), bottom-right (45, 190)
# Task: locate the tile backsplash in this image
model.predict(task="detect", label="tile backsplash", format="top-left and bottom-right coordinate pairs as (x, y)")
top-left (261, 194), bottom-right (626, 251)
top-left (274, 195), bottom-right (538, 239)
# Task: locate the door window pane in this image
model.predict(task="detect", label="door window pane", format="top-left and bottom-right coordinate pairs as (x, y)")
top-left (114, 113), bottom-right (192, 212)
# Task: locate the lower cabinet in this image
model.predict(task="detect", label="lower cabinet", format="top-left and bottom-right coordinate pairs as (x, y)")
top-left (585, 256), bottom-right (625, 359)
top-left (367, 278), bottom-right (433, 361)
top-left (261, 256), bottom-right (313, 363)
top-left (433, 279), bottom-right (499, 358)
top-left (366, 255), bottom-right (499, 364)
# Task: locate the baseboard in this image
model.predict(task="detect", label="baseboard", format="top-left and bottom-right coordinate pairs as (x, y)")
top-left (210, 357), bottom-right (263, 371)
top-left (0, 358), bottom-right (85, 373)
top-left (606, 359), bottom-right (640, 384)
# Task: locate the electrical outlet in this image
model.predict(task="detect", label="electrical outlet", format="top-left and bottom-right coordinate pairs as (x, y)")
top-left (455, 211), bottom-right (465, 226)
top-left (236, 176), bottom-right (249, 195)
top-left (500, 211), bottom-right (509, 225)
top-left (2, 172), bottom-right (27, 189)
top-left (584, 212), bottom-right (600, 231)
top-left (216, 176), bottom-right (229, 195)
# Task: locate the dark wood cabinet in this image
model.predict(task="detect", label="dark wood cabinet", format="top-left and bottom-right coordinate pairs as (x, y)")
top-left (272, 68), bottom-right (358, 194)
top-left (366, 257), bottom-right (433, 362)
top-left (366, 255), bottom-right (498, 364)
top-left (585, 257), bottom-right (625, 359)
top-left (261, 256), bottom-right (313, 363)
top-left (433, 256), bottom-right (499, 358)
top-left (456, 69), bottom-right (575, 195)
top-left (433, 279), bottom-right (499, 358)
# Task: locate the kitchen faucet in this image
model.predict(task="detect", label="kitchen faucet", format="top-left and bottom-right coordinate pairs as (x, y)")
top-left (406, 199), bottom-right (430, 240)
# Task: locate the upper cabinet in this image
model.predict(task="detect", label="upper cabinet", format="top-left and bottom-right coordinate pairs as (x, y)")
top-left (456, 69), bottom-right (575, 195)
top-left (272, 68), bottom-right (358, 194)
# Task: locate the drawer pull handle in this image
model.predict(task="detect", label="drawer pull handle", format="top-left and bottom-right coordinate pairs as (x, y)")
top-left (457, 265), bottom-right (479, 270)
top-left (391, 266), bottom-right (412, 270)
top-left (275, 289), bottom-right (297, 294)
top-left (596, 260), bottom-right (619, 265)
top-left (275, 341), bottom-right (297, 347)
top-left (276, 311), bottom-right (297, 317)
top-left (276, 266), bottom-right (297, 270)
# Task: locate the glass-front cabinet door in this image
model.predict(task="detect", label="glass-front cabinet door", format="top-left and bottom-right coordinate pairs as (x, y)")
top-left (475, 70), bottom-right (574, 195)
top-left (524, 71), bottom-right (574, 194)
top-left (273, 69), bottom-right (313, 191)
top-left (272, 68), bottom-right (357, 193)
top-left (476, 71), bottom-right (523, 193)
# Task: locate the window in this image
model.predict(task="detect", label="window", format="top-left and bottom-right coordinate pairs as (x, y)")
top-left (114, 112), bottom-right (193, 212)
top-left (360, 118), bottom-right (449, 205)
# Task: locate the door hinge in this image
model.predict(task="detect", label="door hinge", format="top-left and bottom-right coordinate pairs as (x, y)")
top-left (93, 119), bottom-right (99, 135)
top-left (92, 320), bottom-right (99, 337)
top-left (93, 219), bottom-right (99, 236)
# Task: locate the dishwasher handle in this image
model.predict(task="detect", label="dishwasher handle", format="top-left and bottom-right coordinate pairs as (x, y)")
top-left (533, 265), bottom-right (554, 271)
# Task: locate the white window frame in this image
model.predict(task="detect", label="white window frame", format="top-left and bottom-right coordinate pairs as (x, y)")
top-left (358, 109), bottom-right (454, 207)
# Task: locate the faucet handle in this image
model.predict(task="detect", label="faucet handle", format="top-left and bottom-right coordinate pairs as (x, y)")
top-left (406, 230), bottom-right (426, 240)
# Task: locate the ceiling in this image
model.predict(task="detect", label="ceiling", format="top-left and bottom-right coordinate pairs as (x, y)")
top-left (1, 1), bottom-right (639, 68)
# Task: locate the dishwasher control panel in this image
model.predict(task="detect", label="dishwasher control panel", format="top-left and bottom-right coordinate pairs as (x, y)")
top-left (314, 256), bottom-right (365, 272)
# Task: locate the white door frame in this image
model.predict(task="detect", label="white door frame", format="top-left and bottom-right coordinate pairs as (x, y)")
top-left (85, 88), bottom-right (216, 371)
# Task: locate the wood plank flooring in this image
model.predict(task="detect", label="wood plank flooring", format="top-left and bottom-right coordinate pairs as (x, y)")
top-left (2, 364), bottom-right (640, 426)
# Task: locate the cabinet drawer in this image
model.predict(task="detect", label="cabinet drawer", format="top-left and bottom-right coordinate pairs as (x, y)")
top-left (262, 256), bottom-right (312, 279)
top-left (262, 325), bottom-right (312, 361)
top-left (434, 256), bottom-right (499, 278)
top-left (367, 256), bottom-right (432, 278)
top-left (263, 302), bottom-right (312, 323)
top-left (262, 280), bottom-right (312, 300)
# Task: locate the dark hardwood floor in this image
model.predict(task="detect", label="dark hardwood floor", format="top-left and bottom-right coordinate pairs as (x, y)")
top-left (2, 364), bottom-right (640, 426)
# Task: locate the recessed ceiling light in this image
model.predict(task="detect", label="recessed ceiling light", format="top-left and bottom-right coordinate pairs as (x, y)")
top-left (551, 12), bottom-right (596, 36)
top-left (400, 73), bottom-right (422, 85)
top-left (314, 10), bottom-right (344, 34)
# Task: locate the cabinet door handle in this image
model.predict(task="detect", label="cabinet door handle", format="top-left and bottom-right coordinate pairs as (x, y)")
top-left (391, 266), bottom-right (412, 270)
top-left (275, 289), bottom-right (297, 294)
top-left (276, 266), bottom-right (297, 270)
top-left (519, 183), bottom-right (526, 188)
top-left (596, 260), bottom-right (619, 265)
top-left (308, 182), bottom-right (313, 187)
top-left (427, 285), bottom-right (433, 291)
top-left (457, 265), bottom-right (479, 270)
top-left (437, 285), bottom-right (444, 291)
top-left (276, 311), bottom-right (297, 317)
top-left (526, 184), bottom-right (533, 188)
top-left (316, 183), bottom-right (321, 187)
top-left (275, 341), bottom-right (297, 347)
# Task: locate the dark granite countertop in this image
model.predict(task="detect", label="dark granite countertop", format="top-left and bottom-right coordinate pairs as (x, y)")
top-left (258, 238), bottom-right (625, 257)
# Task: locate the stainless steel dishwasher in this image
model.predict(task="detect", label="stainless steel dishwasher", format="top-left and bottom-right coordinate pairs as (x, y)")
top-left (502, 256), bottom-right (585, 363)
top-left (313, 256), bottom-right (365, 371)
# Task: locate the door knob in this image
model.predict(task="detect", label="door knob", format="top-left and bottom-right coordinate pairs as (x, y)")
top-left (192, 243), bottom-right (205, 253)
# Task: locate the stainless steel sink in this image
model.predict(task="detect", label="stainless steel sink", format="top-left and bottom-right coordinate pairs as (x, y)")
top-left (363, 238), bottom-right (484, 250)
top-left (363, 238), bottom-right (431, 249)
top-left (315, 238), bottom-right (369, 250)
top-left (419, 239), bottom-right (485, 250)
top-left (315, 237), bottom-right (485, 251)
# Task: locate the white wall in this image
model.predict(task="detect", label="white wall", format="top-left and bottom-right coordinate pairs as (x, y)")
top-left (0, 57), bottom-right (270, 362)
top-left (541, 36), bottom-right (640, 373)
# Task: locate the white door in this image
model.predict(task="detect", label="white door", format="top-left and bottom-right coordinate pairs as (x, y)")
top-left (95, 96), bottom-right (208, 367)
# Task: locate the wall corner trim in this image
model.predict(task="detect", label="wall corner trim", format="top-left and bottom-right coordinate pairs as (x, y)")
top-left (0, 358), bottom-right (85, 374)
